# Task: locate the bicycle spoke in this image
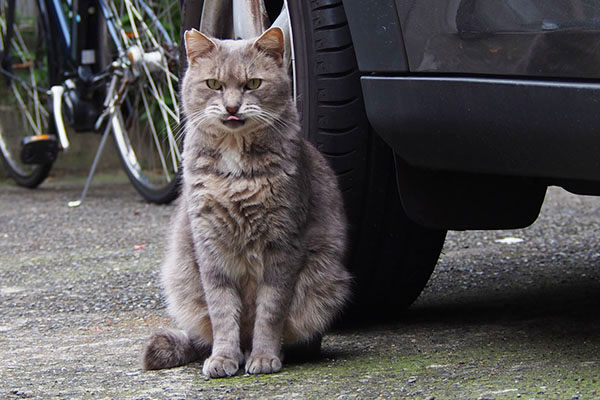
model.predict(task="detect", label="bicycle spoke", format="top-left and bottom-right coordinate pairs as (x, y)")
top-left (136, 0), bottom-right (175, 47)
top-left (140, 88), bottom-right (171, 181)
top-left (124, 1), bottom-right (142, 43)
top-left (149, 61), bottom-right (179, 83)
top-left (121, 0), bottom-right (180, 125)
top-left (140, 63), bottom-right (179, 122)
top-left (152, 2), bottom-right (178, 37)
top-left (9, 15), bottom-right (49, 134)
top-left (141, 64), bottom-right (180, 167)
top-left (11, 83), bottom-right (42, 135)
top-left (126, 0), bottom-right (161, 50)
top-left (107, 0), bottom-right (182, 201)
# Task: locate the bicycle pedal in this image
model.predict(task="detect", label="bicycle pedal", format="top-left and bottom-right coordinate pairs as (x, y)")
top-left (20, 134), bottom-right (59, 164)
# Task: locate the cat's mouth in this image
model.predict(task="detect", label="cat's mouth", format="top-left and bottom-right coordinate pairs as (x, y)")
top-left (222, 114), bottom-right (246, 129)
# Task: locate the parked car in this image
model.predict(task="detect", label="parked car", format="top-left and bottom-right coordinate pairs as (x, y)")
top-left (180, 0), bottom-right (600, 316)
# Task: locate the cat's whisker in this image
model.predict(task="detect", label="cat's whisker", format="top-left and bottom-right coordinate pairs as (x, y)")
top-left (147, 109), bottom-right (213, 168)
top-left (259, 107), bottom-right (291, 125)
top-left (181, 110), bottom-right (212, 133)
top-left (255, 110), bottom-right (293, 134)
top-left (251, 113), bottom-right (278, 129)
top-left (166, 112), bottom-right (201, 143)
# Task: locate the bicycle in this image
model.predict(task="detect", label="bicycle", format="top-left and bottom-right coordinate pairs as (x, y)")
top-left (0, 0), bottom-right (182, 205)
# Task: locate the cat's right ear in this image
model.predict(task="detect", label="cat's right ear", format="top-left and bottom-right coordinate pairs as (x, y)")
top-left (253, 27), bottom-right (284, 66)
top-left (184, 29), bottom-right (217, 64)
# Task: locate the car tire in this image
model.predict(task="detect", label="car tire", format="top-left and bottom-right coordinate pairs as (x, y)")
top-left (287, 1), bottom-right (447, 316)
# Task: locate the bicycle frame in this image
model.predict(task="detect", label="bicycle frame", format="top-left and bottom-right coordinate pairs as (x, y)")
top-left (37, 0), bottom-right (129, 152)
top-left (35, 0), bottom-right (135, 206)
top-left (38, 0), bottom-right (123, 79)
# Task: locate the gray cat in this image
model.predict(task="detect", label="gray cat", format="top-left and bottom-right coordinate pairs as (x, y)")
top-left (141, 27), bottom-right (351, 378)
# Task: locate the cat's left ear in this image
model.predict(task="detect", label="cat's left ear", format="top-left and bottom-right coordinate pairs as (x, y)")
top-left (253, 27), bottom-right (284, 66)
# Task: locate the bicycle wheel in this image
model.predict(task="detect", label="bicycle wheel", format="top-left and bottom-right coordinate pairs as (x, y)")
top-left (0, 0), bottom-right (55, 187)
top-left (183, 0), bottom-right (447, 314)
top-left (108, 0), bottom-right (182, 204)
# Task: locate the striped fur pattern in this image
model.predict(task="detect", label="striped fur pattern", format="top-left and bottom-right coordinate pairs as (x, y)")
top-left (142, 28), bottom-right (351, 377)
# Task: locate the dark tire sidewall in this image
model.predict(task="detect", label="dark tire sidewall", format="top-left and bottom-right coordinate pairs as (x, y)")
top-left (287, 0), bottom-right (370, 228)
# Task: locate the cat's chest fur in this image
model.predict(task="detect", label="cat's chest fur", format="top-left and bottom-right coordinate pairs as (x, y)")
top-left (217, 147), bottom-right (244, 176)
top-left (199, 174), bottom-right (275, 230)
top-left (184, 139), bottom-right (294, 249)
top-left (185, 161), bottom-right (290, 289)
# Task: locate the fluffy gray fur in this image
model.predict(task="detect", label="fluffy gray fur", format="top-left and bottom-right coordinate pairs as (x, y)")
top-left (141, 27), bottom-right (351, 378)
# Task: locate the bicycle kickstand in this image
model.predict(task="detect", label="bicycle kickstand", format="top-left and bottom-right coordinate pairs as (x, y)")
top-left (67, 67), bottom-right (129, 208)
top-left (67, 120), bottom-right (112, 208)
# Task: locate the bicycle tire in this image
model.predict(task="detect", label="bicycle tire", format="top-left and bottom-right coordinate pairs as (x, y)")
top-left (107, 0), bottom-right (182, 204)
top-left (180, 0), bottom-right (447, 314)
top-left (0, 0), bottom-right (55, 188)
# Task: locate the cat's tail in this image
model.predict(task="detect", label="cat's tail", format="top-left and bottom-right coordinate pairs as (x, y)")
top-left (141, 328), bottom-right (208, 370)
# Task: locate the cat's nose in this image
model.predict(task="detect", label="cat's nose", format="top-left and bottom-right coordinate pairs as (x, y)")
top-left (226, 105), bottom-right (239, 115)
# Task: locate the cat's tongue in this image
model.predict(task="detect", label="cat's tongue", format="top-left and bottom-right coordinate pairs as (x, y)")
top-left (227, 115), bottom-right (241, 121)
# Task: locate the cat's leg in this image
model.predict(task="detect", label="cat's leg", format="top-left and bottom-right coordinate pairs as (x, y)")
top-left (245, 251), bottom-right (301, 375)
top-left (245, 286), bottom-right (285, 374)
top-left (200, 266), bottom-right (245, 378)
top-left (283, 244), bottom-right (351, 346)
top-left (141, 328), bottom-right (209, 370)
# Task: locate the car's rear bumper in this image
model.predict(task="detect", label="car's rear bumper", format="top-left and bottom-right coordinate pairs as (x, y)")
top-left (362, 76), bottom-right (600, 182)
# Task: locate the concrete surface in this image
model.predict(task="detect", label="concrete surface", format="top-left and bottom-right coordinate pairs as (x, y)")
top-left (1, 177), bottom-right (600, 399)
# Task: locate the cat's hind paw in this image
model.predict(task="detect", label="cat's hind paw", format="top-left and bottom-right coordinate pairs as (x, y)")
top-left (141, 328), bottom-right (199, 370)
top-left (202, 353), bottom-right (242, 378)
top-left (245, 353), bottom-right (282, 375)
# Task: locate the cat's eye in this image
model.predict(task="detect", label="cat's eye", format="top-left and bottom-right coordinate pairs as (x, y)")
top-left (245, 78), bottom-right (262, 90)
top-left (206, 79), bottom-right (222, 90)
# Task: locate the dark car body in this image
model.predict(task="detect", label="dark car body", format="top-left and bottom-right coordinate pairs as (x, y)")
top-left (342, 0), bottom-right (600, 230)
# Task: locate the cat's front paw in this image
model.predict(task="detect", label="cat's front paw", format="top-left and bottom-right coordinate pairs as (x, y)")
top-left (245, 353), bottom-right (282, 375)
top-left (202, 353), bottom-right (242, 378)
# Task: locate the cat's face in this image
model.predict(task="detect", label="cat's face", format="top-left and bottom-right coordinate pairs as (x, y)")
top-left (182, 28), bottom-right (291, 134)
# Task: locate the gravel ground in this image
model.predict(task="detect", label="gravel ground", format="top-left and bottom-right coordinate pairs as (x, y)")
top-left (1, 176), bottom-right (600, 399)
